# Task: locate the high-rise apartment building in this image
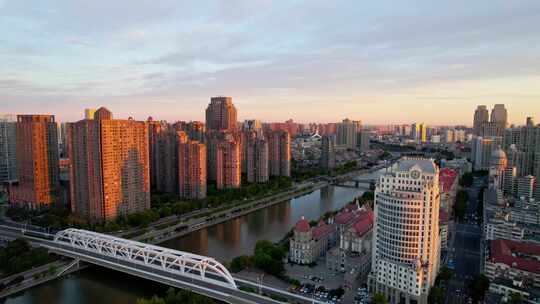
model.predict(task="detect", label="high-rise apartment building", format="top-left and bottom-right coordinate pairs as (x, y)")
top-left (268, 130), bottom-right (291, 177)
top-left (411, 123), bottom-right (427, 143)
top-left (68, 107), bottom-right (150, 222)
top-left (502, 167), bottom-right (517, 197)
top-left (320, 134), bottom-right (336, 170)
top-left (480, 121), bottom-right (504, 138)
top-left (242, 119), bottom-right (263, 134)
top-left (10, 115), bottom-right (59, 208)
top-left (216, 135), bottom-right (241, 189)
top-left (516, 175), bottom-right (535, 201)
top-left (154, 126), bottom-right (179, 194)
top-left (357, 130), bottom-right (370, 152)
top-left (504, 118), bottom-right (540, 175)
top-left (490, 104), bottom-right (508, 129)
top-left (178, 131), bottom-right (207, 200)
top-left (370, 158), bottom-right (440, 304)
top-left (472, 136), bottom-right (495, 171)
top-left (502, 118), bottom-right (540, 200)
top-left (147, 117), bottom-right (162, 190)
top-left (205, 96), bottom-right (237, 132)
top-left (336, 119), bottom-right (357, 148)
top-left (0, 115), bottom-right (17, 183)
top-left (245, 133), bottom-right (269, 183)
top-left (185, 121), bottom-right (206, 142)
top-left (473, 105), bottom-right (489, 135)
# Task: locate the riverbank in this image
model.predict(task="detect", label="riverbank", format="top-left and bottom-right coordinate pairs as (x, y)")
top-left (3, 168), bottom-right (387, 303)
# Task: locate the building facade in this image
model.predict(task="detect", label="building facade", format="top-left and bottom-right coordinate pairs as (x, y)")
top-left (178, 131), bottom-right (207, 200)
top-left (68, 107), bottom-right (150, 222)
top-left (336, 119), bottom-right (358, 148)
top-left (473, 105), bottom-right (489, 135)
top-left (10, 115), bottom-right (59, 208)
top-left (289, 216), bottom-right (336, 265)
top-left (205, 96), bottom-right (237, 132)
top-left (320, 134), bottom-right (336, 170)
top-left (245, 133), bottom-right (269, 183)
top-left (0, 114), bottom-right (17, 183)
top-left (216, 135), bottom-right (241, 189)
top-left (369, 158), bottom-right (440, 304)
top-left (268, 130), bottom-right (291, 177)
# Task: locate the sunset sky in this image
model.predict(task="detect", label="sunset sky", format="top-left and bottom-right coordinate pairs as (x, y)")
top-left (1, 0), bottom-right (539, 125)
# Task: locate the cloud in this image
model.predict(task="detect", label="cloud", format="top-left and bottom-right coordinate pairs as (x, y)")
top-left (0, 0), bottom-right (539, 124)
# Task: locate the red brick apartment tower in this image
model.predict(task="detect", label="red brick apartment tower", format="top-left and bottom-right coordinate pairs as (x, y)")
top-left (216, 135), bottom-right (241, 189)
top-left (68, 107), bottom-right (150, 222)
top-left (178, 131), bottom-right (207, 199)
top-left (10, 115), bottom-right (59, 208)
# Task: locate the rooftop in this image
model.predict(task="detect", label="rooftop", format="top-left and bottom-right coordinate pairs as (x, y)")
top-left (352, 211), bottom-right (374, 237)
top-left (313, 220), bottom-right (335, 240)
top-left (490, 239), bottom-right (540, 274)
top-left (439, 168), bottom-right (458, 193)
top-left (392, 157), bottom-right (438, 174)
top-left (295, 216), bottom-right (310, 233)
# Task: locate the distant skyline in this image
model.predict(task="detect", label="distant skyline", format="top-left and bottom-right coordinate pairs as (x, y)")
top-left (1, 1), bottom-right (539, 124)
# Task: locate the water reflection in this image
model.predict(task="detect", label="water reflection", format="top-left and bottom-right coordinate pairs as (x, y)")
top-left (162, 185), bottom-right (365, 262)
top-left (7, 169), bottom-right (386, 304)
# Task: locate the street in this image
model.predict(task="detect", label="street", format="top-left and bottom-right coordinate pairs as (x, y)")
top-left (445, 177), bottom-right (485, 304)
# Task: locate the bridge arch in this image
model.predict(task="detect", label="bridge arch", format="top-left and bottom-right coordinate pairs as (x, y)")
top-left (54, 228), bottom-right (237, 289)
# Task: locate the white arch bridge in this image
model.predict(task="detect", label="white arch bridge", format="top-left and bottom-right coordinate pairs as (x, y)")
top-left (53, 229), bottom-right (237, 289)
top-left (0, 225), bottom-right (324, 304)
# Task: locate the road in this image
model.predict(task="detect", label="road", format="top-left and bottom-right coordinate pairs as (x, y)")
top-left (445, 177), bottom-right (485, 304)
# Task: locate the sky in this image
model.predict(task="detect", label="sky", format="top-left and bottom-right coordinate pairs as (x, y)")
top-left (1, 0), bottom-right (539, 125)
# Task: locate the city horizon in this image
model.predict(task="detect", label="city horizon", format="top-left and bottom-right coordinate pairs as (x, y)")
top-left (1, 1), bottom-right (539, 125)
top-left (2, 101), bottom-right (538, 128)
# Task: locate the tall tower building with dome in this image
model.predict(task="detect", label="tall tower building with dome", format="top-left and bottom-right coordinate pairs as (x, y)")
top-left (369, 158), bottom-right (440, 304)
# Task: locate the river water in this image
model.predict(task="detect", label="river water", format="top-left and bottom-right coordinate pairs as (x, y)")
top-left (5, 171), bottom-right (383, 304)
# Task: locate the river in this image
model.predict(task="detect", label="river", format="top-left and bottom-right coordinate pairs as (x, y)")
top-left (5, 171), bottom-right (383, 304)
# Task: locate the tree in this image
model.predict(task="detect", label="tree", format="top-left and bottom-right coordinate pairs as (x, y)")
top-left (508, 292), bottom-right (523, 304)
top-left (230, 255), bottom-right (251, 273)
top-left (428, 286), bottom-right (444, 304)
top-left (136, 296), bottom-right (167, 304)
top-left (436, 266), bottom-right (454, 284)
top-left (469, 274), bottom-right (490, 302)
top-left (372, 293), bottom-right (388, 304)
top-left (454, 190), bottom-right (469, 221)
top-left (459, 173), bottom-right (473, 187)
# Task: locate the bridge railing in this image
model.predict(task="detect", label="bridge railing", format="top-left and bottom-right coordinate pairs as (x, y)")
top-left (53, 228), bottom-right (237, 289)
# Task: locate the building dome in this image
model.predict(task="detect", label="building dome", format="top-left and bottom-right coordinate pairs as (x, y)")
top-left (490, 146), bottom-right (507, 169)
top-left (295, 216), bottom-right (310, 233)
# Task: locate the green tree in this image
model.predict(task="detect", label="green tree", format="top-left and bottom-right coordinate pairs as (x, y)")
top-left (454, 190), bottom-right (469, 221)
top-left (459, 173), bottom-right (473, 187)
top-left (508, 292), bottom-right (523, 304)
top-left (373, 293), bottom-right (388, 304)
top-left (136, 296), bottom-right (166, 304)
top-left (469, 274), bottom-right (490, 302)
top-left (230, 255), bottom-right (251, 273)
top-left (428, 286), bottom-right (444, 304)
top-left (436, 266), bottom-right (454, 284)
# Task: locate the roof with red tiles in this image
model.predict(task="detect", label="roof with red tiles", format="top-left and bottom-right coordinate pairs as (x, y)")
top-left (295, 216), bottom-right (310, 233)
top-left (352, 211), bottom-right (374, 237)
top-left (313, 221), bottom-right (335, 240)
top-left (439, 168), bottom-right (458, 193)
top-left (490, 239), bottom-right (540, 274)
top-left (335, 210), bottom-right (355, 225)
